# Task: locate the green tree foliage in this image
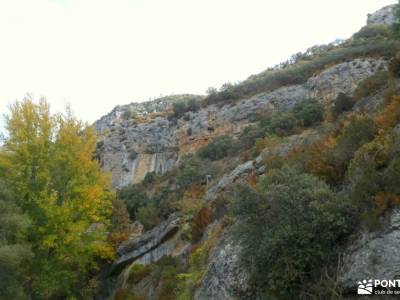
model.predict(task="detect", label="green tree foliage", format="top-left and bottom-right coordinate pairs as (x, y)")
top-left (170, 98), bottom-right (199, 119)
top-left (0, 180), bottom-right (32, 300)
top-left (1, 97), bottom-right (114, 299)
top-left (136, 201), bottom-right (160, 230)
top-left (233, 167), bottom-right (351, 298)
top-left (389, 52), bottom-right (400, 78)
top-left (176, 156), bottom-right (210, 191)
top-left (292, 99), bottom-right (324, 127)
top-left (143, 171), bottom-right (157, 186)
top-left (347, 130), bottom-right (400, 217)
top-left (334, 115), bottom-right (377, 168)
top-left (197, 135), bottom-right (236, 160)
top-left (118, 185), bottom-right (149, 219)
top-left (109, 199), bottom-right (132, 248)
top-left (332, 93), bottom-right (354, 118)
top-left (260, 111), bottom-right (297, 136)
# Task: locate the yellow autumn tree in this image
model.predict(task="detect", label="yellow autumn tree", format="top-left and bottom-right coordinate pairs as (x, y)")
top-left (2, 97), bottom-right (114, 299)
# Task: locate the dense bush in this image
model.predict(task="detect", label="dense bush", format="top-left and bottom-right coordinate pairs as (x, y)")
top-left (127, 264), bottom-right (153, 285)
top-left (170, 98), bottom-right (200, 119)
top-left (292, 99), bottom-right (324, 127)
top-left (352, 24), bottom-right (391, 40)
top-left (233, 167), bottom-right (351, 298)
top-left (347, 130), bottom-right (400, 222)
top-left (197, 135), bottom-right (237, 160)
top-left (353, 71), bottom-right (389, 101)
top-left (176, 156), bottom-right (215, 191)
top-left (375, 95), bottom-right (400, 129)
top-left (118, 185), bottom-right (149, 219)
top-left (389, 52), bottom-right (400, 77)
top-left (260, 111), bottom-right (297, 136)
top-left (0, 181), bottom-right (32, 300)
top-left (334, 115), bottom-right (377, 167)
top-left (236, 125), bottom-right (265, 150)
top-left (332, 93), bottom-right (354, 118)
top-left (109, 200), bottom-right (132, 248)
top-left (142, 171), bottom-right (156, 186)
top-left (136, 202), bottom-right (160, 229)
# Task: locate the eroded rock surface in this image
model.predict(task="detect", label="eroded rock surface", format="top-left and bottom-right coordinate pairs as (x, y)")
top-left (95, 57), bottom-right (386, 187)
top-left (367, 4), bottom-right (397, 26)
top-left (306, 58), bottom-right (387, 104)
top-left (339, 209), bottom-right (400, 294)
top-left (111, 213), bottom-right (186, 274)
top-left (194, 227), bottom-right (252, 300)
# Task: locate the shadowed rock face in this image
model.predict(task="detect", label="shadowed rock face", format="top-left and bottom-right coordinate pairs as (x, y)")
top-left (367, 4), bottom-right (397, 26)
top-left (339, 209), bottom-right (400, 294)
top-left (95, 58), bottom-right (387, 188)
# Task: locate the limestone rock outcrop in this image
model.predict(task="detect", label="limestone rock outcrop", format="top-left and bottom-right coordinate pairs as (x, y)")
top-left (339, 208), bottom-right (400, 294)
top-left (367, 4), bottom-right (397, 26)
top-left (194, 227), bottom-right (253, 300)
top-left (110, 213), bottom-right (188, 275)
top-left (95, 58), bottom-right (386, 188)
top-left (306, 58), bottom-right (387, 104)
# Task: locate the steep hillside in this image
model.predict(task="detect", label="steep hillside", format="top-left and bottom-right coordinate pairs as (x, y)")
top-left (96, 4), bottom-right (400, 300)
top-left (96, 58), bottom-right (390, 187)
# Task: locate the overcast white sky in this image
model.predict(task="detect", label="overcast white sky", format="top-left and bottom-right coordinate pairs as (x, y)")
top-left (0, 0), bottom-right (396, 128)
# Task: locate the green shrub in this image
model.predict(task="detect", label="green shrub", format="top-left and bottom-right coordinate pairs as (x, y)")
top-left (176, 157), bottom-right (205, 190)
top-left (389, 52), bottom-right (400, 78)
top-left (353, 24), bottom-right (391, 40)
top-left (332, 93), bottom-right (354, 118)
top-left (127, 264), bottom-right (152, 285)
top-left (197, 135), bottom-right (236, 160)
top-left (157, 266), bottom-right (178, 300)
top-left (136, 202), bottom-right (160, 230)
top-left (237, 125), bottom-right (265, 150)
top-left (170, 98), bottom-right (200, 119)
top-left (118, 185), bottom-right (149, 220)
top-left (334, 116), bottom-right (377, 167)
top-left (0, 181), bottom-right (32, 300)
top-left (347, 130), bottom-right (400, 218)
top-left (353, 71), bottom-right (390, 101)
top-left (260, 111), bottom-right (297, 136)
top-left (233, 167), bottom-right (351, 298)
top-left (292, 99), bottom-right (324, 127)
top-left (142, 172), bottom-right (156, 186)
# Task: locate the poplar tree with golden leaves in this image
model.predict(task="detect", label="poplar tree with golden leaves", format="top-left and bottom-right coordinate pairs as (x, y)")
top-left (1, 96), bottom-right (114, 299)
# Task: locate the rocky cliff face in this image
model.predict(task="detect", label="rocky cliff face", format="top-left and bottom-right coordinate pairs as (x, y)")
top-left (95, 6), bottom-right (400, 299)
top-left (194, 227), bottom-right (252, 300)
top-left (339, 208), bottom-right (400, 295)
top-left (367, 4), bottom-right (397, 26)
top-left (95, 58), bottom-right (387, 188)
